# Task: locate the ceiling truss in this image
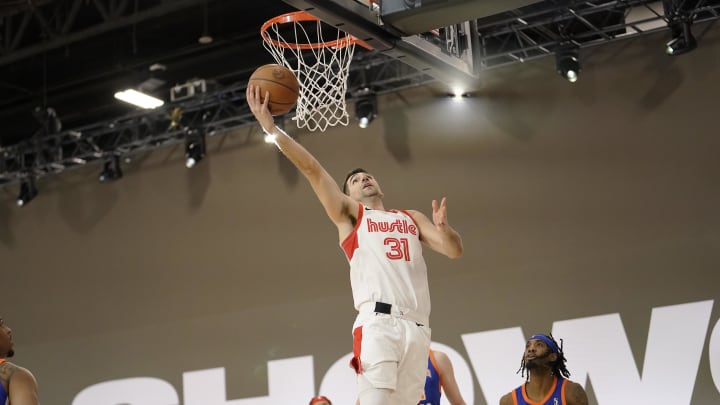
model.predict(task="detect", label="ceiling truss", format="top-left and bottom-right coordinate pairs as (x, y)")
top-left (0, 0), bottom-right (211, 67)
top-left (0, 56), bottom-right (434, 187)
top-left (2, 0), bottom-right (720, 191)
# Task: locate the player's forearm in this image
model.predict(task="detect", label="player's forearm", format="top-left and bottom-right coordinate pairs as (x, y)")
top-left (438, 224), bottom-right (463, 258)
top-left (443, 381), bottom-right (467, 405)
top-left (265, 124), bottom-right (351, 225)
top-left (266, 124), bottom-right (322, 179)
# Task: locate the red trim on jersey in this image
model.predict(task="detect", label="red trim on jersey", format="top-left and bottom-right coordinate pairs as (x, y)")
top-left (340, 204), bottom-right (364, 260)
top-left (560, 378), bottom-right (568, 404)
top-left (350, 326), bottom-right (363, 374)
top-left (398, 209), bottom-right (421, 240)
top-left (399, 209), bottom-right (418, 226)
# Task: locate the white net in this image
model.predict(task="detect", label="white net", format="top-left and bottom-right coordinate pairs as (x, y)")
top-left (262, 12), bottom-right (358, 132)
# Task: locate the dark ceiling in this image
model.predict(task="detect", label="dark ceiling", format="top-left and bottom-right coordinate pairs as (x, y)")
top-left (0, 0), bottom-right (298, 146)
top-left (1, 0), bottom-right (719, 189)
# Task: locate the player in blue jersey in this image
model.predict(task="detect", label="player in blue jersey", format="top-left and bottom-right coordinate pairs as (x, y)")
top-left (0, 317), bottom-right (39, 405)
top-left (419, 350), bottom-right (467, 405)
top-left (499, 334), bottom-right (587, 405)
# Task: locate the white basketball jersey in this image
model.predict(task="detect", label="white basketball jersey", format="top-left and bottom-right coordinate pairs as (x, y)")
top-left (341, 204), bottom-right (431, 323)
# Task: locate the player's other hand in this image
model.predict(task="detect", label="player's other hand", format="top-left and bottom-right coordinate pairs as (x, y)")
top-left (431, 197), bottom-right (449, 229)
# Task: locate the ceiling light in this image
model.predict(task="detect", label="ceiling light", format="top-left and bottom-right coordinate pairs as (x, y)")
top-left (16, 178), bottom-right (38, 207)
top-left (451, 87), bottom-right (465, 98)
top-left (149, 63), bottom-right (166, 72)
top-left (556, 45), bottom-right (580, 83)
top-left (114, 89), bottom-right (164, 109)
top-left (185, 129), bottom-right (206, 168)
top-left (355, 92), bottom-right (377, 129)
top-left (199, 0), bottom-right (213, 44)
top-left (98, 155), bottom-right (123, 182)
top-left (665, 21), bottom-right (697, 56)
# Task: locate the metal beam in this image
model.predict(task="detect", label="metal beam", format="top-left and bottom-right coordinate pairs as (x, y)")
top-left (0, 57), bottom-right (432, 188)
top-left (0, 0), bottom-right (210, 67)
top-left (474, 0), bottom-right (720, 69)
top-left (3, 0), bottom-right (720, 190)
top-left (380, 0), bottom-right (542, 35)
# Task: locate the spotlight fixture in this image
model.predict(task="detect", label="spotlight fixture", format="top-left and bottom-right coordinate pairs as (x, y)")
top-left (556, 45), bottom-right (580, 83)
top-left (665, 21), bottom-right (697, 56)
top-left (16, 178), bottom-right (38, 207)
top-left (98, 155), bottom-right (123, 182)
top-left (185, 129), bottom-right (206, 168)
top-left (354, 90), bottom-right (377, 129)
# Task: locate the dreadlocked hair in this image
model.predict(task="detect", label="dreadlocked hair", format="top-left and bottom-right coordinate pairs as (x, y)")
top-left (516, 334), bottom-right (571, 381)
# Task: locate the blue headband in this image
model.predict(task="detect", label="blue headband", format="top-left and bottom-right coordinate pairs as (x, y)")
top-left (529, 334), bottom-right (558, 353)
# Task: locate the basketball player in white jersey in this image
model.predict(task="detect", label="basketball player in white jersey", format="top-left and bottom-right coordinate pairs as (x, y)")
top-left (247, 85), bottom-right (463, 405)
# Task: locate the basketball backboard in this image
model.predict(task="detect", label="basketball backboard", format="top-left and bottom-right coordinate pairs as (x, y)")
top-left (280, 0), bottom-right (543, 88)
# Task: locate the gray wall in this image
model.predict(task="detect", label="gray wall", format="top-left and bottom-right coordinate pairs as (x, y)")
top-left (1, 23), bottom-right (719, 405)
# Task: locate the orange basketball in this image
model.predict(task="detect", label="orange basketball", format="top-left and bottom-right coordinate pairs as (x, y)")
top-left (248, 64), bottom-right (299, 116)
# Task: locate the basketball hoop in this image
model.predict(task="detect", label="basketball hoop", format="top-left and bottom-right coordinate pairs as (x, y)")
top-left (261, 11), bottom-right (372, 132)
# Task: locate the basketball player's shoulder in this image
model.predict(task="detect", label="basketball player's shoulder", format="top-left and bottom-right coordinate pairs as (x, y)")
top-left (399, 208), bottom-right (425, 221)
top-left (431, 349), bottom-right (450, 367)
top-left (0, 360), bottom-right (18, 378)
top-left (498, 391), bottom-right (515, 405)
top-left (0, 361), bottom-right (34, 384)
top-left (564, 380), bottom-right (589, 405)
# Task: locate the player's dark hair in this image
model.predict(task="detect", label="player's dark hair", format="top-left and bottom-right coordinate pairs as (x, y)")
top-left (517, 334), bottom-right (571, 381)
top-left (342, 168), bottom-right (368, 194)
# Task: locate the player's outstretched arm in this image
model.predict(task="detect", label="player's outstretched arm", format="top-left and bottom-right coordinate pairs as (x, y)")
top-left (566, 381), bottom-right (589, 405)
top-left (498, 393), bottom-right (513, 405)
top-left (246, 85), bottom-right (355, 229)
top-left (434, 351), bottom-right (467, 405)
top-left (8, 366), bottom-right (39, 405)
top-left (408, 197), bottom-right (463, 258)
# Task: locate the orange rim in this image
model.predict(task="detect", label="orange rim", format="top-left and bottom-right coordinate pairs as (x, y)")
top-left (261, 11), bottom-right (372, 50)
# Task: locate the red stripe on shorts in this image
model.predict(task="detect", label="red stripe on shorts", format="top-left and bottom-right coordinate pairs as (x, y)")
top-left (350, 326), bottom-right (363, 374)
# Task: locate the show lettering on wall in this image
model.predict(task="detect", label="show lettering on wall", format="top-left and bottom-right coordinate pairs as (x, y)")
top-left (72, 300), bottom-right (718, 405)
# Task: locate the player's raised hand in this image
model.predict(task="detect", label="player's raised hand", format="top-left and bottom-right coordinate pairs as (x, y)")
top-left (246, 84), bottom-right (274, 133)
top-left (431, 197), bottom-right (449, 228)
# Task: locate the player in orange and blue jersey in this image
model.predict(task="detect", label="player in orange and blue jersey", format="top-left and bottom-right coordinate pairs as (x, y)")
top-left (0, 317), bottom-right (39, 405)
top-left (499, 334), bottom-right (588, 405)
top-left (419, 350), bottom-right (467, 405)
